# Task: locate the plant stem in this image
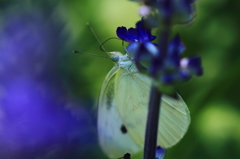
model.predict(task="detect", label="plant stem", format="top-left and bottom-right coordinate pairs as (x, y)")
top-left (144, 86), bottom-right (162, 159)
top-left (143, 19), bottom-right (171, 159)
top-left (143, 0), bottom-right (156, 5)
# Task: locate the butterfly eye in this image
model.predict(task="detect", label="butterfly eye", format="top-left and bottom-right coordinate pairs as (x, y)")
top-left (120, 125), bottom-right (128, 134)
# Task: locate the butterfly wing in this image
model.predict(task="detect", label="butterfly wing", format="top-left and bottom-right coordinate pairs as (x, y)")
top-left (97, 66), bottom-right (141, 158)
top-left (115, 68), bottom-right (190, 148)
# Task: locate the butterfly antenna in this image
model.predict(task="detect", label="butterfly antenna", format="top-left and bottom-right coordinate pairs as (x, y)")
top-left (86, 23), bottom-right (125, 54)
top-left (100, 37), bottom-right (124, 53)
top-left (123, 47), bottom-right (128, 53)
top-left (73, 50), bottom-right (110, 59)
top-left (87, 23), bottom-right (107, 52)
top-left (121, 40), bottom-right (128, 53)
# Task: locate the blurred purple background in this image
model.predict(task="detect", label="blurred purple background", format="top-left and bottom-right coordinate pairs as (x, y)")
top-left (0, 3), bottom-right (99, 159)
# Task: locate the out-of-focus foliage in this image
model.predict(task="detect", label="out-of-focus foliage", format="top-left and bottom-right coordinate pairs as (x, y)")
top-left (0, 0), bottom-right (239, 159)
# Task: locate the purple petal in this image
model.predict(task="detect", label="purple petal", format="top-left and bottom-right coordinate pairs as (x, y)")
top-left (155, 146), bottom-right (166, 159)
top-left (116, 26), bottom-right (135, 42)
top-left (126, 43), bottom-right (140, 58)
top-left (181, 57), bottom-right (203, 76)
top-left (178, 69), bottom-right (191, 80)
top-left (135, 19), bottom-right (156, 42)
top-left (144, 41), bottom-right (159, 56)
top-left (127, 28), bottom-right (138, 42)
top-left (149, 34), bottom-right (157, 41)
top-left (168, 35), bottom-right (185, 56)
top-left (161, 74), bottom-right (174, 84)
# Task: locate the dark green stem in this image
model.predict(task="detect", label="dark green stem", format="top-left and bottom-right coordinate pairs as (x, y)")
top-left (143, 19), bottom-right (171, 159)
top-left (144, 86), bottom-right (162, 159)
top-left (143, 0), bottom-right (156, 5)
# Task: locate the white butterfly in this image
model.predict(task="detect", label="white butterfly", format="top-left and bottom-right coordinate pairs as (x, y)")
top-left (97, 51), bottom-right (190, 158)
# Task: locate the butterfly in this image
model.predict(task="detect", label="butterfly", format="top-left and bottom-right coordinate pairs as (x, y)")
top-left (97, 51), bottom-right (190, 158)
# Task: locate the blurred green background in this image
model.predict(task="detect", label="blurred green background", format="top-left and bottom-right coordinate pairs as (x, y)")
top-left (0, 0), bottom-right (240, 158)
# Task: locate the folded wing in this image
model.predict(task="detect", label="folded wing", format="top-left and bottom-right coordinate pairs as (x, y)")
top-left (115, 68), bottom-right (190, 148)
top-left (97, 66), bottom-right (141, 158)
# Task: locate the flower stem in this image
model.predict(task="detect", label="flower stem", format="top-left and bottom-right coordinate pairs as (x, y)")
top-left (143, 19), bottom-right (171, 159)
top-left (144, 85), bottom-right (162, 159)
top-left (143, 0), bottom-right (156, 5)
top-left (159, 19), bottom-right (171, 61)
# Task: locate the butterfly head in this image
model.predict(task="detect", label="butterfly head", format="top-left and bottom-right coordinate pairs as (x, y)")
top-left (108, 52), bottom-right (123, 62)
top-left (108, 51), bottom-right (134, 71)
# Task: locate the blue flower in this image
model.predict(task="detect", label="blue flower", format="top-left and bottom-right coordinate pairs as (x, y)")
top-left (117, 19), bottom-right (158, 62)
top-left (155, 146), bottom-right (166, 159)
top-left (152, 35), bottom-right (203, 84)
top-left (116, 20), bottom-right (202, 84)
